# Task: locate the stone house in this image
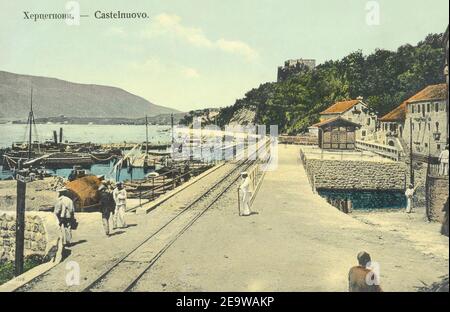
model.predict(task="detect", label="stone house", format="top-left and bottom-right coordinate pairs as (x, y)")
top-left (317, 97), bottom-right (377, 140)
top-left (402, 83), bottom-right (448, 159)
top-left (377, 101), bottom-right (408, 155)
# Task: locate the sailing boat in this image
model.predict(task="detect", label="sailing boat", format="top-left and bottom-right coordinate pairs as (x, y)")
top-left (2, 88), bottom-right (94, 170)
top-left (2, 88), bottom-right (44, 169)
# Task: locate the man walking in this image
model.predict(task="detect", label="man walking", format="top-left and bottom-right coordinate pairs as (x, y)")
top-left (239, 172), bottom-right (252, 216)
top-left (98, 184), bottom-right (115, 236)
top-left (54, 188), bottom-right (75, 246)
top-left (113, 182), bottom-right (127, 228)
top-left (439, 145), bottom-right (449, 176)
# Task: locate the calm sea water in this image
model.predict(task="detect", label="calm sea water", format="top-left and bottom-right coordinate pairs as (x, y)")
top-left (0, 123), bottom-right (171, 180)
top-left (0, 123), bottom-right (171, 148)
top-left (318, 190), bottom-right (406, 210)
top-left (0, 162), bottom-right (152, 182)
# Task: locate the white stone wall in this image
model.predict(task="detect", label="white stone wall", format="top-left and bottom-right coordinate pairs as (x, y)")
top-left (0, 211), bottom-right (61, 262)
top-left (403, 99), bottom-right (448, 157)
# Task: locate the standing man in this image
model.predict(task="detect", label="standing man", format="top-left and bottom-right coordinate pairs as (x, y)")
top-left (113, 182), bottom-right (127, 228)
top-left (438, 144), bottom-right (449, 176)
top-left (54, 188), bottom-right (75, 246)
top-left (239, 172), bottom-right (252, 216)
top-left (68, 166), bottom-right (78, 182)
top-left (98, 184), bottom-right (115, 237)
top-left (405, 183), bottom-right (418, 214)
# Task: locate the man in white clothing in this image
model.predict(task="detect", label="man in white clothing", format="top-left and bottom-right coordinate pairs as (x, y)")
top-left (405, 183), bottom-right (417, 214)
top-left (113, 182), bottom-right (127, 228)
top-left (54, 188), bottom-right (75, 246)
top-left (239, 172), bottom-right (252, 216)
top-left (439, 145), bottom-right (449, 176)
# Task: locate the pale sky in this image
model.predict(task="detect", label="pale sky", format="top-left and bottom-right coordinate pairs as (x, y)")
top-left (0, 0), bottom-right (448, 112)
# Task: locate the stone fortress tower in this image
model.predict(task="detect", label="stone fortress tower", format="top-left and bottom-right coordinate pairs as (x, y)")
top-left (277, 58), bottom-right (316, 82)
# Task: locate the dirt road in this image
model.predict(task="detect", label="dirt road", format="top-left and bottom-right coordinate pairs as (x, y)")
top-left (131, 145), bottom-right (448, 292)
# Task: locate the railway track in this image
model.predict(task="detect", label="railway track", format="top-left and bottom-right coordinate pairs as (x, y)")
top-left (82, 140), bottom-right (270, 292)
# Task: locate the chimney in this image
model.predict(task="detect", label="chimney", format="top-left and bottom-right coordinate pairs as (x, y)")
top-left (357, 96), bottom-right (364, 101)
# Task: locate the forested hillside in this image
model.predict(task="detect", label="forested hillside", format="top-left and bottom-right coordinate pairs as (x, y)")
top-left (217, 33), bottom-right (446, 134)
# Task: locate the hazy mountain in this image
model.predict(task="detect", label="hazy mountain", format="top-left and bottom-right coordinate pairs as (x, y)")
top-left (0, 71), bottom-right (179, 119)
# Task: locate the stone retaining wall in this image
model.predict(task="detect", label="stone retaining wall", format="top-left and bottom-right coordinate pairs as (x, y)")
top-left (427, 176), bottom-right (449, 223)
top-left (0, 211), bottom-right (61, 262)
top-left (305, 159), bottom-right (407, 191)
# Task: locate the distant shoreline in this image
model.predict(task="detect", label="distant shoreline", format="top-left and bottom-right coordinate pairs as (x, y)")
top-left (2, 114), bottom-right (186, 126)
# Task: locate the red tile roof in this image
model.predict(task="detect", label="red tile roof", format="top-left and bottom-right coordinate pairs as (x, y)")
top-left (380, 83), bottom-right (447, 122)
top-left (311, 116), bottom-right (362, 128)
top-left (320, 99), bottom-right (360, 115)
top-left (379, 102), bottom-right (407, 122)
top-left (406, 83), bottom-right (447, 104)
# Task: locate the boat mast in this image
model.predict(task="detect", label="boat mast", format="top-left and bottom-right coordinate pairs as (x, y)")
top-left (171, 113), bottom-right (175, 159)
top-left (27, 87), bottom-right (33, 160)
top-left (145, 115), bottom-right (149, 155)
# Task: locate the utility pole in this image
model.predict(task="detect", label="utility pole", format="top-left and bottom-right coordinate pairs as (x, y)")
top-left (27, 88), bottom-right (33, 160)
top-left (171, 113), bottom-right (175, 158)
top-left (145, 115), bottom-right (149, 156)
top-left (409, 117), bottom-right (414, 186)
top-left (15, 169), bottom-right (30, 276)
top-left (171, 113), bottom-right (175, 145)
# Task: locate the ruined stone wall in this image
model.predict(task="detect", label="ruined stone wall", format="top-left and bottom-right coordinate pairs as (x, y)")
top-left (0, 211), bottom-right (61, 262)
top-left (305, 159), bottom-right (407, 190)
top-left (427, 177), bottom-right (449, 223)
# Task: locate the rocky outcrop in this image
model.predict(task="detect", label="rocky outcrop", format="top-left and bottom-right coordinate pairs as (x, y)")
top-left (228, 107), bottom-right (256, 126)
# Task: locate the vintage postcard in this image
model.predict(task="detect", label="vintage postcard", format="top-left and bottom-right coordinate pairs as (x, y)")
top-left (0, 0), bottom-right (448, 303)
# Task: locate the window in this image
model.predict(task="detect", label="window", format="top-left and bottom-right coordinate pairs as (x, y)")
top-left (412, 105), bottom-right (415, 114)
top-left (418, 105), bottom-right (421, 113)
top-left (427, 103), bottom-right (430, 113)
top-left (362, 130), bottom-right (367, 136)
top-left (437, 144), bottom-right (441, 150)
top-left (435, 103), bottom-right (439, 112)
top-left (436, 122), bottom-right (440, 132)
top-left (422, 104), bottom-right (425, 117)
top-left (419, 123), bottom-right (421, 131)
top-left (367, 118), bottom-right (371, 126)
top-left (428, 124), bottom-right (431, 131)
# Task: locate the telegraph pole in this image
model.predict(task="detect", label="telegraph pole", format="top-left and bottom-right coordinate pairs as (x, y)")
top-left (145, 115), bottom-right (149, 156)
top-left (15, 169), bottom-right (28, 276)
top-left (171, 113), bottom-right (175, 145)
top-left (409, 117), bottom-right (414, 186)
top-left (27, 88), bottom-right (33, 160)
top-left (171, 113), bottom-right (175, 158)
